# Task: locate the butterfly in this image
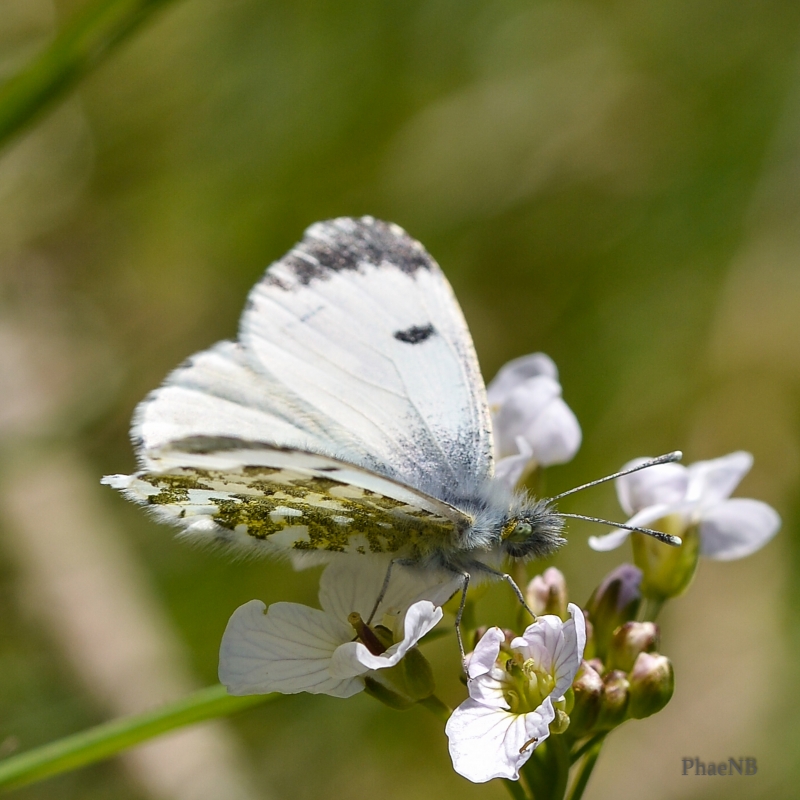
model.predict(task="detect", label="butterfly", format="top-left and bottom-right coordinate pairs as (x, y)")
top-left (103, 216), bottom-right (679, 649)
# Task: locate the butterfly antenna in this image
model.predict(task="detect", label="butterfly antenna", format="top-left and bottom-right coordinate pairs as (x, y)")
top-left (548, 451), bottom-right (683, 502)
top-left (556, 512), bottom-right (682, 546)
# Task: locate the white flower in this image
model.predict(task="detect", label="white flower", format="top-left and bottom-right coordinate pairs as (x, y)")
top-left (219, 559), bottom-right (457, 698)
top-left (589, 451), bottom-right (781, 560)
top-left (487, 353), bottom-right (581, 487)
top-left (446, 604), bottom-right (586, 783)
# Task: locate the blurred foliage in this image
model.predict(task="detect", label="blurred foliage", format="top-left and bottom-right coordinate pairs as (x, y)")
top-left (0, 0), bottom-right (180, 147)
top-left (1, 0), bottom-right (799, 798)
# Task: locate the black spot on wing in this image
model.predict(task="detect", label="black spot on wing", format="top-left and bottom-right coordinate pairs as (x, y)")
top-left (394, 323), bottom-right (436, 344)
top-left (267, 217), bottom-right (433, 287)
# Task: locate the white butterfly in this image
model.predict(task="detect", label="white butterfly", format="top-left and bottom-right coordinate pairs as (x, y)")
top-left (103, 217), bottom-right (566, 586)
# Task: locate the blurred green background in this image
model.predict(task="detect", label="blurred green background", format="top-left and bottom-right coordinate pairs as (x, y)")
top-left (1, 0), bottom-right (798, 798)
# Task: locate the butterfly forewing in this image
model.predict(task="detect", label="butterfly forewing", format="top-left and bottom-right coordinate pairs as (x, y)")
top-left (238, 217), bottom-right (493, 497)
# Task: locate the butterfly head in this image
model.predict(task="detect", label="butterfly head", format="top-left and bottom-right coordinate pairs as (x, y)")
top-left (500, 500), bottom-right (565, 561)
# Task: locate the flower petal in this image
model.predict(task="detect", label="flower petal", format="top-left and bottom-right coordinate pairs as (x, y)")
top-left (467, 626), bottom-right (506, 680)
top-left (588, 503), bottom-right (680, 551)
top-left (219, 600), bottom-right (362, 698)
top-left (495, 437), bottom-right (535, 489)
top-left (587, 527), bottom-right (631, 552)
top-left (328, 600), bottom-right (442, 677)
top-left (552, 604), bottom-right (586, 697)
top-left (512, 606), bottom-right (585, 697)
top-left (512, 614), bottom-right (564, 674)
top-left (492, 375), bottom-right (562, 458)
top-left (466, 671), bottom-right (511, 709)
top-left (446, 698), bottom-right (554, 782)
top-left (615, 459), bottom-right (688, 516)
top-left (699, 498), bottom-right (781, 560)
top-left (686, 451), bottom-right (753, 506)
top-left (385, 571), bottom-right (462, 624)
top-left (487, 353), bottom-right (559, 408)
top-left (318, 558), bottom-right (458, 638)
top-left (318, 558), bottom-right (389, 623)
top-left (523, 395), bottom-right (582, 467)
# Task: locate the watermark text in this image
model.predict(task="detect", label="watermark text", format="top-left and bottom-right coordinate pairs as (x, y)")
top-left (682, 758), bottom-right (757, 776)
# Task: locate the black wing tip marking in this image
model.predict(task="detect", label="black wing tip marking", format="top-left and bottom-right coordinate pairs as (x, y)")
top-left (268, 216), bottom-right (434, 287)
top-left (394, 323), bottom-right (436, 345)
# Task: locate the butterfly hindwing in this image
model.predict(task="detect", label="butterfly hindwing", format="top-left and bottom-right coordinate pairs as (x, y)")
top-left (132, 339), bottom-right (364, 470)
top-left (104, 441), bottom-right (468, 558)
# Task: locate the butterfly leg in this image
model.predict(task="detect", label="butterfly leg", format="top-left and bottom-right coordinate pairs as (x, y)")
top-left (472, 563), bottom-right (537, 620)
top-left (499, 572), bottom-right (536, 620)
top-left (453, 571), bottom-right (470, 672)
top-left (366, 557), bottom-right (404, 625)
top-left (369, 560), bottom-right (471, 671)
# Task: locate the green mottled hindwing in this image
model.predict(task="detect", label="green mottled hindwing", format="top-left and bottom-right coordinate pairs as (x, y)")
top-left (107, 454), bottom-right (462, 560)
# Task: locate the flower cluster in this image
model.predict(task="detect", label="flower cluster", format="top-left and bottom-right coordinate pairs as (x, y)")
top-left (574, 565), bottom-right (675, 736)
top-left (215, 352), bottom-right (781, 793)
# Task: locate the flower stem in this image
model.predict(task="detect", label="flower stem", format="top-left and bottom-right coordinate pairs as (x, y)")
top-left (0, 0), bottom-right (182, 149)
top-left (521, 736), bottom-right (571, 800)
top-left (640, 597), bottom-right (666, 622)
top-left (416, 695), bottom-right (452, 723)
top-left (569, 732), bottom-right (606, 765)
top-left (0, 684), bottom-right (275, 792)
top-left (503, 777), bottom-right (531, 800)
top-left (566, 733), bottom-right (606, 800)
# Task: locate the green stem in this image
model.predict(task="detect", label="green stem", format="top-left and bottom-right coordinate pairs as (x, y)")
top-left (640, 597), bottom-right (666, 622)
top-left (566, 734), bottom-right (606, 800)
top-left (569, 732), bottom-right (606, 765)
top-left (503, 777), bottom-right (530, 800)
top-left (0, 685), bottom-right (275, 793)
top-left (0, 0), bottom-right (182, 149)
top-left (417, 695), bottom-right (452, 723)
top-left (521, 735), bottom-right (571, 800)
top-left (551, 735), bottom-right (571, 800)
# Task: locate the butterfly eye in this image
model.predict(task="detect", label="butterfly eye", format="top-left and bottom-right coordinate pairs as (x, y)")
top-left (507, 521), bottom-right (533, 543)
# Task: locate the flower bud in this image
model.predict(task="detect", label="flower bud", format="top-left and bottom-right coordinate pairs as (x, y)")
top-left (550, 708), bottom-right (571, 735)
top-left (585, 564), bottom-right (642, 660)
top-left (632, 519), bottom-right (700, 602)
top-left (607, 622), bottom-right (659, 673)
top-left (526, 567), bottom-right (568, 618)
top-left (401, 647), bottom-right (436, 701)
top-left (569, 661), bottom-right (603, 737)
top-left (596, 670), bottom-right (629, 731)
top-left (586, 657), bottom-right (604, 675)
top-left (628, 652), bottom-right (674, 719)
